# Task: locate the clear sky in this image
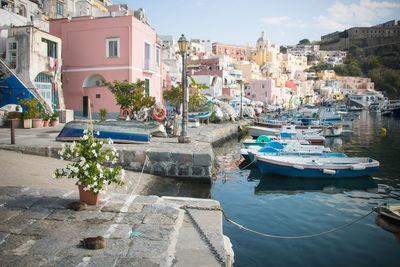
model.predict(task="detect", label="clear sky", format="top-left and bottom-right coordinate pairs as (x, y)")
top-left (117, 0), bottom-right (400, 46)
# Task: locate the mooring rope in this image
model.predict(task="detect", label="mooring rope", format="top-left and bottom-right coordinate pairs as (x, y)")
top-left (131, 154), bottom-right (149, 194)
top-left (184, 206), bottom-right (375, 239)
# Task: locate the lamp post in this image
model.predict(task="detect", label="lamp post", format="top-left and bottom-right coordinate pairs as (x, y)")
top-left (237, 79), bottom-right (243, 119)
top-left (178, 34), bottom-right (191, 143)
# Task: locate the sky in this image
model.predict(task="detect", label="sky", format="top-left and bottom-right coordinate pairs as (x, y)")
top-left (117, 0), bottom-right (400, 46)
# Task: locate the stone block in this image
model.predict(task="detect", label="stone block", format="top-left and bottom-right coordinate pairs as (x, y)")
top-left (193, 153), bottom-right (213, 166)
top-left (150, 163), bottom-right (167, 176)
top-left (191, 166), bottom-right (204, 176)
top-left (116, 257), bottom-right (159, 267)
top-left (122, 150), bottom-right (136, 163)
top-left (0, 207), bottom-right (23, 223)
top-left (178, 166), bottom-right (190, 176)
top-left (147, 151), bottom-right (171, 162)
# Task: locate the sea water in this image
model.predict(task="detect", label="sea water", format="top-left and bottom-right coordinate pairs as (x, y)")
top-left (145, 111), bottom-right (400, 266)
top-left (212, 111), bottom-right (400, 267)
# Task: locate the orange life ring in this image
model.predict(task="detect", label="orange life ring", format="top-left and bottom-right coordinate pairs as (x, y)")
top-left (153, 105), bottom-right (166, 121)
top-left (121, 109), bottom-right (131, 118)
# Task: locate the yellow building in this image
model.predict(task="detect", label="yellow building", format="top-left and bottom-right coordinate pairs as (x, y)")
top-left (318, 70), bottom-right (336, 80)
top-left (250, 31), bottom-right (282, 78)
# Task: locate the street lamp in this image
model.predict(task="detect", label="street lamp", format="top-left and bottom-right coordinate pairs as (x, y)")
top-left (178, 34), bottom-right (191, 143)
top-left (236, 79), bottom-right (244, 119)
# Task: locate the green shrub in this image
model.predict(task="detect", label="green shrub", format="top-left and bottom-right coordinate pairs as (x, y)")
top-left (99, 108), bottom-right (108, 121)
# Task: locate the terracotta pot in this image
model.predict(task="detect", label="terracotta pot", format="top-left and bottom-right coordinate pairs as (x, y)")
top-left (77, 184), bottom-right (100, 205)
top-left (32, 118), bottom-right (43, 128)
top-left (43, 120), bottom-right (49, 127)
top-left (50, 119), bottom-right (58, 127)
top-left (23, 119), bottom-right (32, 129)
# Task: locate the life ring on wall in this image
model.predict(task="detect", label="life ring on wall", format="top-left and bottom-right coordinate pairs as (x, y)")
top-left (153, 105), bottom-right (166, 121)
top-left (121, 108), bottom-right (131, 118)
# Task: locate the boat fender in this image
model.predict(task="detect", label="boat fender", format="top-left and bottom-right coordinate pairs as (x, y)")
top-left (293, 165), bottom-right (304, 170)
top-left (323, 169), bottom-right (336, 175)
top-left (121, 109), bottom-right (131, 119)
top-left (153, 105), bottom-right (166, 121)
top-left (351, 164), bottom-right (366, 170)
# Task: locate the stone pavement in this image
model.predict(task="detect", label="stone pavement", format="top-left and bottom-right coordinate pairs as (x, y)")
top-left (0, 186), bottom-right (233, 266)
top-left (0, 121), bottom-right (239, 266)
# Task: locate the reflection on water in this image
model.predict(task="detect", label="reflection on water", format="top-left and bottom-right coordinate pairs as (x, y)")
top-left (249, 167), bottom-right (378, 195)
top-left (212, 111), bottom-right (400, 267)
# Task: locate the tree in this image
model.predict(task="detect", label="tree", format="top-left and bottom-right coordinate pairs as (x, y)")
top-left (280, 46), bottom-right (287, 54)
top-left (163, 77), bottom-right (209, 112)
top-left (298, 39), bottom-right (311, 45)
top-left (163, 85), bottom-right (182, 110)
top-left (104, 79), bottom-right (155, 112)
top-left (347, 61), bottom-right (363, 77)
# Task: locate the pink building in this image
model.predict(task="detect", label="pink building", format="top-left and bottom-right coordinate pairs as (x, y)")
top-left (336, 76), bottom-right (375, 92)
top-left (212, 43), bottom-right (248, 61)
top-left (50, 15), bottom-right (162, 118)
top-left (248, 79), bottom-right (277, 104)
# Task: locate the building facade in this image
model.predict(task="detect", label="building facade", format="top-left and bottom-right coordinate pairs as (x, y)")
top-left (50, 15), bottom-right (162, 117)
top-left (212, 42), bottom-right (247, 61)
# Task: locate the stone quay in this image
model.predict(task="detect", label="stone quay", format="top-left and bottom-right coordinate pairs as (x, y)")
top-left (0, 120), bottom-right (251, 181)
top-left (0, 120), bottom-right (250, 266)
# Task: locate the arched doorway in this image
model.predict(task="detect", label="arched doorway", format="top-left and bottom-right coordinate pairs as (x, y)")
top-left (83, 74), bottom-right (106, 88)
top-left (35, 73), bottom-right (53, 106)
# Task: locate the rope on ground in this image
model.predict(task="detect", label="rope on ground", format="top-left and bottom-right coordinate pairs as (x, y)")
top-left (183, 206), bottom-right (375, 239)
top-left (130, 154), bottom-right (149, 194)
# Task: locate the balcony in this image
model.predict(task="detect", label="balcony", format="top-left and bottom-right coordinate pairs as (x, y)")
top-left (143, 61), bottom-right (159, 74)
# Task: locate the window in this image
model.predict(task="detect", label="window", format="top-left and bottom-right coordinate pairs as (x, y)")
top-left (42, 38), bottom-right (57, 58)
top-left (155, 46), bottom-right (160, 67)
top-left (106, 38), bottom-right (119, 58)
top-left (144, 42), bottom-right (151, 70)
top-left (57, 2), bottom-right (63, 15)
top-left (145, 78), bottom-right (150, 96)
top-left (7, 41), bottom-right (17, 68)
top-left (96, 94), bottom-right (101, 98)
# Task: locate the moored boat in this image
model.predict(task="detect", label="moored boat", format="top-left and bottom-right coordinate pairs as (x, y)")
top-left (56, 120), bottom-right (159, 144)
top-left (255, 154), bottom-right (379, 178)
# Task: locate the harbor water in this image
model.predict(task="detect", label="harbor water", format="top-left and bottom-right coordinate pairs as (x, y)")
top-left (145, 111), bottom-right (400, 266)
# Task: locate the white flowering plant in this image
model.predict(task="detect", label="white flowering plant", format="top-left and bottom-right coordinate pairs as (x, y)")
top-left (54, 129), bottom-right (125, 195)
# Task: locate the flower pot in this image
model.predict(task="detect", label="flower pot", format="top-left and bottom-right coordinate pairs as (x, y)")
top-left (32, 118), bottom-right (43, 128)
top-left (43, 120), bottom-right (49, 127)
top-left (23, 119), bottom-right (32, 129)
top-left (50, 119), bottom-right (58, 127)
top-left (77, 184), bottom-right (100, 205)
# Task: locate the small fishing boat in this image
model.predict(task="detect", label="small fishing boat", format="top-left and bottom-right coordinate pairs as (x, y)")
top-left (240, 140), bottom-right (332, 161)
top-left (374, 203), bottom-right (400, 226)
top-left (255, 154), bottom-right (379, 178)
top-left (247, 125), bottom-right (322, 137)
top-left (56, 120), bottom-right (162, 144)
top-left (242, 135), bottom-right (310, 148)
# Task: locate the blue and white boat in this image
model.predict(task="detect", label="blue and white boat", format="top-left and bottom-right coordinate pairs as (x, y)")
top-left (56, 120), bottom-right (164, 144)
top-left (241, 140), bottom-right (333, 162)
top-left (255, 154), bottom-right (379, 178)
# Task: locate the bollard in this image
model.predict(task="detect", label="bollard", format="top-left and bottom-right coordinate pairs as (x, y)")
top-left (9, 119), bottom-right (18, 144)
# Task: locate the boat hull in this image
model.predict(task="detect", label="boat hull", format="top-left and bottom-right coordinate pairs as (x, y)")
top-left (255, 156), bottom-right (379, 178)
top-left (56, 121), bottom-right (151, 144)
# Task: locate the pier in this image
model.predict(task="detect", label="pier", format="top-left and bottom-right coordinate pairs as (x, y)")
top-left (0, 120), bottom-right (249, 266)
top-left (0, 120), bottom-right (250, 180)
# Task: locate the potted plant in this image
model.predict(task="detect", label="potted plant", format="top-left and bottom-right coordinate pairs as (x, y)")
top-left (22, 111), bottom-right (32, 128)
top-left (32, 112), bottom-right (43, 128)
top-left (19, 97), bottom-right (40, 128)
top-left (54, 130), bottom-right (125, 205)
top-left (42, 113), bottom-right (50, 127)
top-left (50, 111), bottom-right (59, 126)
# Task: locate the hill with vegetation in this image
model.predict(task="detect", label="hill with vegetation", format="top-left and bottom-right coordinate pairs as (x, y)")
top-left (306, 42), bottom-right (400, 98)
